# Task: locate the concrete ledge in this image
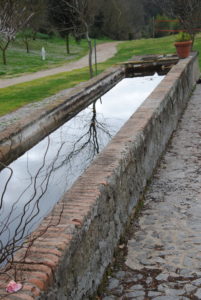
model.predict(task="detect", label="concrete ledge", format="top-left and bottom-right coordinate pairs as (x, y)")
top-left (0, 53), bottom-right (200, 299)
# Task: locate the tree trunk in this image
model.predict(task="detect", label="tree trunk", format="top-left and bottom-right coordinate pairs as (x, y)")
top-left (25, 38), bottom-right (30, 53)
top-left (1, 40), bottom-right (10, 65)
top-left (2, 49), bottom-right (7, 65)
top-left (33, 31), bottom-right (37, 40)
top-left (94, 39), bottom-right (98, 75)
top-left (86, 32), bottom-right (93, 78)
top-left (66, 34), bottom-right (70, 54)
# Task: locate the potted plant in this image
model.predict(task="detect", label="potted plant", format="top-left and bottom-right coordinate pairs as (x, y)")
top-left (174, 32), bottom-right (192, 59)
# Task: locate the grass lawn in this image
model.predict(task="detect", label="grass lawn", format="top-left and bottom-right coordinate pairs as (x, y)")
top-left (0, 36), bottom-right (94, 77)
top-left (0, 35), bottom-right (112, 78)
top-left (0, 67), bottom-right (91, 115)
top-left (0, 34), bottom-right (200, 117)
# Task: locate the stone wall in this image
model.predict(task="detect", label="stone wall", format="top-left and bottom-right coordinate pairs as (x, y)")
top-left (0, 53), bottom-right (199, 300)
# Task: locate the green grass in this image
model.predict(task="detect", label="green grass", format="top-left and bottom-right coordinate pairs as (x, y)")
top-left (0, 67), bottom-right (91, 116)
top-left (0, 36), bottom-right (90, 77)
top-left (100, 35), bottom-right (176, 68)
top-left (0, 36), bottom-right (113, 78)
top-left (0, 34), bottom-right (201, 117)
top-left (100, 34), bottom-right (201, 68)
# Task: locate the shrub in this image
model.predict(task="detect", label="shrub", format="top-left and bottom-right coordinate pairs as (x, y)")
top-left (175, 32), bottom-right (192, 42)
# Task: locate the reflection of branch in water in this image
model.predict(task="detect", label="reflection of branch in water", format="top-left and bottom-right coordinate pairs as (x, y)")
top-left (0, 136), bottom-right (65, 270)
top-left (0, 100), bottom-right (113, 273)
top-left (0, 163), bottom-right (13, 210)
top-left (54, 100), bottom-right (113, 171)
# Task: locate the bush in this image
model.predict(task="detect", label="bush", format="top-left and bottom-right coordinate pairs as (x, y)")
top-left (175, 32), bottom-right (192, 42)
top-left (17, 29), bottom-right (33, 39)
top-left (35, 32), bottom-right (50, 40)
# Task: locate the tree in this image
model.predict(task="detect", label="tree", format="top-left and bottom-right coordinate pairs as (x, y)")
top-left (93, 0), bottom-right (144, 40)
top-left (60, 0), bottom-right (102, 78)
top-left (19, 29), bottom-right (33, 54)
top-left (49, 0), bottom-right (97, 77)
top-left (0, 0), bottom-right (34, 64)
top-left (154, 0), bottom-right (201, 44)
top-left (49, 0), bottom-right (75, 55)
top-left (20, 0), bottom-right (48, 53)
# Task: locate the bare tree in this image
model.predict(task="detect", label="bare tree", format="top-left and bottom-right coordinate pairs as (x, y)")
top-left (20, 0), bottom-right (48, 53)
top-left (61, 0), bottom-right (101, 78)
top-left (48, 0), bottom-right (74, 55)
top-left (0, 0), bottom-right (34, 64)
top-left (154, 0), bottom-right (201, 44)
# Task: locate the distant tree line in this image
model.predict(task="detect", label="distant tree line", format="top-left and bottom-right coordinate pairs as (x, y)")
top-left (0, 0), bottom-right (201, 65)
top-left (153, 0), bottom-right (201, 43)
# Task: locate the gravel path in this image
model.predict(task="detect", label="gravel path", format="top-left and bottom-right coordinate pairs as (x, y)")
top-left (100, 84), bottom-right (201, 300)
top-left (0, 41), bottom-right (120, 89)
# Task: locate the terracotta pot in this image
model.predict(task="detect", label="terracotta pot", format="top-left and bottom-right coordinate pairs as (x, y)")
top-left (174, 40), bottom-right (192, 59)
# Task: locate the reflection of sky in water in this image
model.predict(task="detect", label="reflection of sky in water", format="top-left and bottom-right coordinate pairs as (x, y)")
top-left (0, 74), bottom-right (164, 246)
top-left (96, 74), bottom-right (162, 121)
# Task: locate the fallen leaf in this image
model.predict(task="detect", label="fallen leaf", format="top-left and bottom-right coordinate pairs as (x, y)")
top-left (6, 280), bottom-right (22, 293)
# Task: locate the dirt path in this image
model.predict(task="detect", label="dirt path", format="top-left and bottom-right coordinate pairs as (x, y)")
top-left (0, 41), bottom-right (120, 89)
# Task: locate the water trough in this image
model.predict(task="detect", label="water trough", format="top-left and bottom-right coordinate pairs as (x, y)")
top-left (0, 53), bottom-right (199, 300)
top-left (0, 55), bottom-right (177, 170)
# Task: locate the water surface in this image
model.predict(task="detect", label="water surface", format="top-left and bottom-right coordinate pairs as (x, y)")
top-left (0, 74), bottom-right (164, 256)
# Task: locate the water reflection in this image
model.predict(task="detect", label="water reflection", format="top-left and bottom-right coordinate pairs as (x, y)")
top-left (0, 74), bottom-right (163, 264)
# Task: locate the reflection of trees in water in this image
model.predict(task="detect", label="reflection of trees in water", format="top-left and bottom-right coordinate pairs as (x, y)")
top-left (55, 100), bottom-right (113, 171)
top-left (0, 137), bottom-right (64, 273)
top-left (0, 99), bottom-right (113, 270)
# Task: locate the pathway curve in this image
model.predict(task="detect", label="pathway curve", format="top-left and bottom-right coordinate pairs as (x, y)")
top-left (100, 84), bottom-right (201, 299)
top-left (0, 41), bottom-right (120, 89)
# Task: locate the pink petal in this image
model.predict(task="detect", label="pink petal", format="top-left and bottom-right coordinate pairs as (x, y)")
top-left (6, 280), bottom-right (22, 293)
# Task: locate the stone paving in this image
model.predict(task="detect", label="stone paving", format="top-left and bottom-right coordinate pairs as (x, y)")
top-left (100, 84), bottom-right (201, 299)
